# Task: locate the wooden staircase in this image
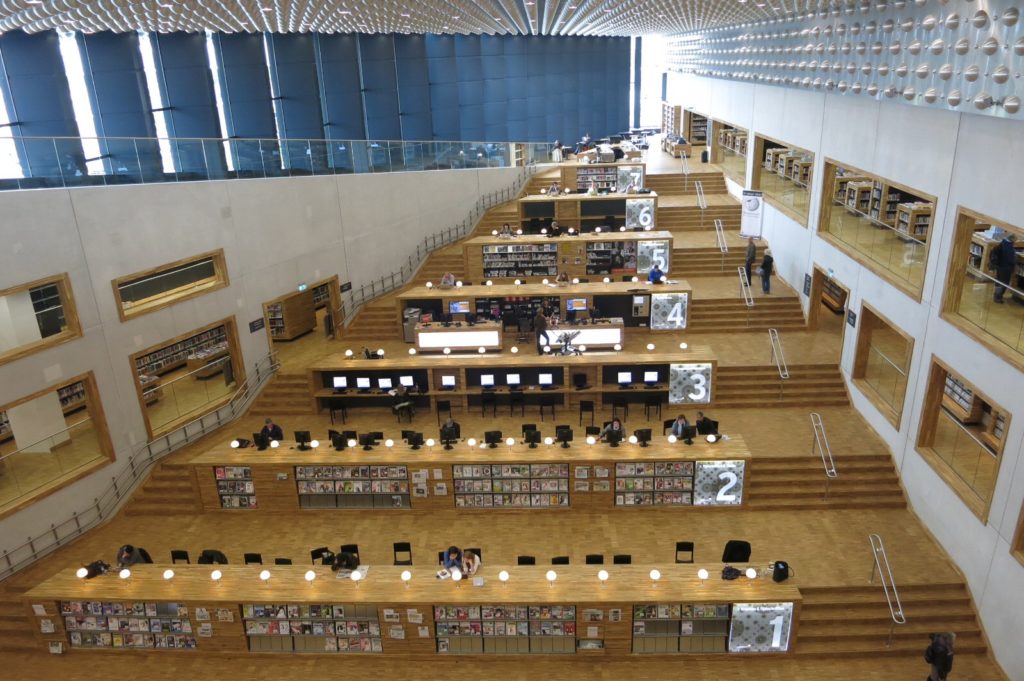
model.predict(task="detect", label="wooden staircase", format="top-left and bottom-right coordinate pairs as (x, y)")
top-left (714, 364), bottom-right (849, 408)
top-left (745, 454), bottom-right (905, 510)
top-left (688, 297), bottom-right (805, 332)
top-left (646, 172), bottom-right (728, 196)
top-left (0, 586), bottom-right (34, 652)
top-left (247, 372), bottom-right (314, 416)
top-left (657, 204), bottom-right (741, 231)
top-left (672, 246), bottom-right (763, 277)
top-left (411, 249), bottom-right (466, 285)
top-left (796, 583), bottom-right (986, 657)
top-left (123, 462), bottom-right (200, 516)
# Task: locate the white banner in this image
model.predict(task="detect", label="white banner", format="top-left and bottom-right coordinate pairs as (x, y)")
top-left (740, 190), bottom-right (764, 238)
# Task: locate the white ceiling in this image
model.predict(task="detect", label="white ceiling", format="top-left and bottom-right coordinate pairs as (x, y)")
top-left (0, 0), bottom-right (820, 37)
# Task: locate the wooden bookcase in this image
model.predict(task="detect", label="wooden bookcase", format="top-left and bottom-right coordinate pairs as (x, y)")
top-left (661, 102), bottom-right (682, 136)
top-left (265, 290), bottom-right (316, 341)
top-left (821, 279), bottom-right (847, 313)
top-left (682, 110), bottom-right (707, 144)
top-left (896, 202), bottom-right (933, 241)
top-left (845, 182), bottom-right (873, 215)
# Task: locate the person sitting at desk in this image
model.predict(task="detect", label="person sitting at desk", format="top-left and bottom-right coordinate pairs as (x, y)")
top-left (439, 272), bottom-right (456, 288)
top-left (556, 272), bottom-right (570, 287)
top-left (441, 546), bottom-right (463, 570)
top-left (586, 180), bottom-right (598, 196)
top-left (331, 551), bottom-right (360, 572)
top-left (462, 550), bottom-right (481, 576)
top-left (601, 418), bottom-right (625, 441)
top-left (648, 263), bottom-right (665, 284)
top-left (260, 418), bottom-right (284, 442)
top-left (117, 544), bottom-right (146, 568)
top-left (548, 220), bottom-right (562, 237)
top-left (441, 417), bottom-right (461, 441)
top-left (575, 132), bottom-right (592, 155)
top-left (670, 414), bottom-right (691, 438)
top-left (695, 411), bottom-right (716, 434)
top-left (499, 223), bottom-right (514, 238)
top-left (391, 385), bottom-right (415, 419)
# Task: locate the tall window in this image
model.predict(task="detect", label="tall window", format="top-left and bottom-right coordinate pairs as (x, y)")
top-left (57, 32), bottom-right (104, 175)
top-left (0, 73), bottom-right (23, 179)
top-left (204, 32), bottom-right (234, 171)
top-left (137, 31), bottom-right (177, 174)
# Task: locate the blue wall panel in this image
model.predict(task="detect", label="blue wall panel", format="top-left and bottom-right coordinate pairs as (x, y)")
top-left (358, 35), bottom-right (401, 140)
top-left (315, 33), bottom-right (365, 143)
top-left (215, 33), bottom-right (276, 139)
top-left (268, 34), bottom-right (324, 140)
top-left (394, 35), bottom-right (432, 141)
top-left (455, 35), bottom-right (483, 141)
top-left (425, 35), bottom-right (459, 141)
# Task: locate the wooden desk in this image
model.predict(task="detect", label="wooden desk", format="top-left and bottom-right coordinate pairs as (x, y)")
top-left (26, 564), bottom-right (800, 657)
top-left (415, 320), bottom-right (503, 352)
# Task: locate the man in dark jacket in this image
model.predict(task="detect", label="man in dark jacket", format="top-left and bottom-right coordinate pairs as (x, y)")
top-left (991, 234), bottom-right (1017, 303)
top-left (925, 632), bottom-right (954, 680)
top-left (534, 308), bottom-right (550, 355)
top-left (117, 545), bottom-right (145, 568)
top-left (760, 249), bottom-right (775, 294)
top-left (260, 418), bottom-right (284, 442)
top-left (744, 237), bottom-right (757, 284)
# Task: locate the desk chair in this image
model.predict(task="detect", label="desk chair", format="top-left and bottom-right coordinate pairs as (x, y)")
top-left (675, 542), bottom-right (695, 564)
top-left (662, 419), bottom-right (675, 436)
top-left (436, 400), bottom-right (452, 426)
top-left (340, 544), bottom-right (360, 561)
top-left (197, 549), bottom-right (228, 565)
top-left (274, 558), bottom-right (293, 565)
top-left (539, 395), bottom-right (557, 421)
top-left (585, 426), bottom-right (601, 437)
top-left (310, 547), bottom-right (331, 565)
top-left (509, 390), bottom-right (525, 416)
top-left (613, 554), bottom-right (632, 565)
top-left (551, 556), bottom-right (570, 565)
top-left (393, 542), bottom-right (413, 566)
top-left (579, 400), bottom-right (595, 426)
top-left (611, 398), bottom-right (629, 421)
top-left (722, 540), bottom-right (751, 563)
top-left (521, 423), bottom-right (538, 437)
top-left (481, 392), bottom-right (498, 417)
top-left (243, 552), bottom-right (263, 565)
top-left (585, 554), bottom-right (604, 565)
top-left (137, 547), bottom-right (154, 564)
top-left (395, 403), bottom-right (413, 423)
top-left (330, 402), bottom-right (348, 425)
top-left (517, 556), bottom-right (536, 566)
top-left (644, 396), bottom-right (662, 421)
top-left (170, 549), bottom-right (190, 564)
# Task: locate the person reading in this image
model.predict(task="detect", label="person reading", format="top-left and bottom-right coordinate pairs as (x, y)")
top-left (260, 418), bottom-right (283, 442)
top-left (695, 411), bottom-right (716, 434)
top-left (391, 385), bottom-right (415, 420)
top-left (117, 544), bottom-right (146, 568)
top-left (648, 264), bottom-right (665, 284)
top-left (439, 272), bottom-right (456, 288)
top-left (670, 414), bottom-right (690, 438)
top-left (601, 418), bottom-right (625, 441)
top-left (462, 550), bottom-right (481, 576)
top-left (441, 546), bottom-right (463, 570)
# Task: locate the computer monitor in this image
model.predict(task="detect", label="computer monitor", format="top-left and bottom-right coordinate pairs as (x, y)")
top-left (539, 373), bottom-right (553, 387)
top-left (449, 300), bottom-right (471, 314)
top-left (440, 425), bottom-right (459, 450)
top-left (506, 373), bottom-right (521, 387)
top-left (356, 377), bottom-right (371, 390)
top-left (480, 374), bottom-right (495, 388)
top-left (617, 371), bottom-right (632, 386)
top-left (441, 375), bottom-right (456, 389)
top-left (399, 375), bottom-right (415, 387)
top-left (634, 428), bottom-right (652, 447)
top-left (295, 430), bottom-right (312, 451)
top-left (330, 432), bottom-right (346, 451)
top-left (643, 371), bottom-right (658, 385)
top-left (252, 432), bottom-right (268, 451)
top-left (378, 378), bottom-right (393, 390)
top-left (606, 429), bottom-right (623, 447)
top-left (408, 432), bottom-right (424, 450)
top-left (567, 298), bottom-right (587, 312)
top-left (484, 431), bottom-right (502, 448)
top-left (524, 430), bottom-right (542, 448)
top-left (680, 425), bottom-right (696, 444)
top-left (358, 433), bottom-right (375, 451)
top-left (332, 376), bottom-right (348, 389)
top-left (555, 427), bottom-right (573, 449)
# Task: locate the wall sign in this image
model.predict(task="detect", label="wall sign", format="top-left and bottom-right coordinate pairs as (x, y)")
top-left (802, 273), bottom-right (811, 296)
top-left (846, 309), bottom-right (857, 328)
top-left (693, 460), bottom-right (745, 506)
top-left (248, 317), bottom-right (265, 333)
top-left (625, 197), bottom-right (656, 230)
top-left (729, 602), bottom-right (794, 653)
top-left (740, 190), bottom-right (763, 238)
top-left (650, 292), bottom-right (689, 330)
top-left (340, 281), bottom-right (353, 293)
top-left (669, 363), bottom-right (712, 404)
top-left (637, 239), bottom-right (670, 274)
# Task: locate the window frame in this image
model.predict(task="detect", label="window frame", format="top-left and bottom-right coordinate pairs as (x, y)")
top-left (750, 132), bottom-right (814, 227)
top-left (1013, 501), bottom-right (1024, 567)
top-left (708, 118), bottom-right (749, 188)
top-left (0, 273), bottom-right (82, 368)
top-left (851, 301), bottom-right (915, 430)
top-left (111, 249), bottom-right (229, 322)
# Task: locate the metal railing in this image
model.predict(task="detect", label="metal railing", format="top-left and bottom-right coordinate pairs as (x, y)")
top-left (339, 163), bottom-right (539, 326)
top-left (681, 151), bottom-right (691, 190)
top-left (695, 179), bottom-right (708, 228)
top-left (737, 265), bottom-right (755, 319)
top-left (714, 218), bottom-right (728, 270)
top-left (810, 412), bottom-right (838, 499)
top-left (768, 328), bottom-right (790, 399)
top-left (868, 533), bottom-right (907, 647)
top-left (0, 135), bottom-right (554, 191)
top-left (0, 352), bottom-right (280, 581)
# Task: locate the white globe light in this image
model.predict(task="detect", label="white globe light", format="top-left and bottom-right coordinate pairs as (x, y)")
top-left (541, 229), bottom-right (548, 235)
top-left (385, 439), bottom-right (394, 448)
top-left (347, 439), bottom-right (357, 448)
top-left (543, 345), bottom-right (551, 353)
top-left (644, 225), bottom-right (653, 231)
top-left (745, 568), bottom-right (758, 579)
top-left (619, 226), bottom-right (627, 232)
top-left (603, 277), bottom-right (610, 283)
top-left (679, 342), bottom-right (688, 350)
top-left (76, 567), bottom-right (89, 579)
top-left (270, 440), bottom-right (280, 448)
top-left (578, 345), bottom-right (587, 352)
top-left (455, 281), bottom-right (463, 288)
top-left (706, 434), bottom-right (718, 443)
top-left (660, 276), bottom-right (667, 283)
top-left (595, 227), bottom-right (602, 233)
top-left (598, 569), bottom-right (609, 582)
top-left (498, 570), bottom-right (510, 582)
top-left (451, 568), bottom-right (463, 582)
top-left (515, 229), bottom-right (523, 235)
top-left (544, 437), bottom-right (554, 446)
top-left (443, 347), bottom-right (451, 355)
top-left (162, 569), bottom-right (174, 580)
top-left (259, 570), bottom-right (271, 582)
top-left (210, 570), bottom-right (222, 582)
top-left (568, 228), bottom-right (576, 235)
top-left (491, 229), bottom-right (498, 236)
top-left (646, 343), bottom-right (655, 351)
top-left (478, 347), bottom-right (486, 354)
top-left (377, 348), bottom-right (385, 357)
top-left (613, 344), bottom-right (622, 351)
top-left (667, 434), bottom-right (678, 443)
top-left (631, 276), bottom-right (639, 283)
top-left (401, 570), bottom-right (412, 582)
top-left (426, 438), bottom-right (435, 447)
top-left (586, 435), bottom-right (596, 445)
top-left (344, 349), bottom-right (354, 357)
top-left (546, 570), bottom-right (558, 582)
top-left (514, 279), bottom-right (522, 285)
top-left (542, 278), bottom-right (550, 284)
top-left (310, 439), bottom-right (320, 448)
top-left (426, 281), bottom-right (434, 288)
top-left (486, 280), bottom-right (493, 286)
top-left (572, 278), bottom-right (580, 284)
top-left (351, 570), bottom-right (363, 582)
top-left (650, 569), bottom-right (661, 581)
top-left (697, 568), bottom-right (709, 580)
top-left (628, 435), bottom-right (638, 444)
top-left (467, 438), bottom-right (477, 447)
top-left (305, 570), bottom-right (316, 582)
top-left (230, 439), bottom-right (240, 448)
top-left (511, 346), bottom-right (519, 354)
top-left (119, 569), bottom-right (131, 580)
top-left (409, 348), bottom-right (417, 355)
top-left (506, 437), bottom-right (515, 446)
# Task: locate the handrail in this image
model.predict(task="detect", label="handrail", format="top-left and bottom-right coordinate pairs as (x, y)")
top-left (680, 151), bottom-right (691, 191)
top-left (965, 264), bottom-right (1024, 299)
top-left (937, 407), bottom-right (998, 454)
top-left (0, 351), bottom-right (280, 581)
top-left (768, 328), bottom-right (790, 399)
top-left (737, 266), bottom-right (755, 308)
top-left (0, 416), bottom-right (92, 465)
top-left (868, 533), bottom-right (907, 647)
top-left (810, 412), bottom-right (838, 499)
top-left (714, 218), bottom-right (728, 270)
top-left (695, 180), bottom-right (708, 229)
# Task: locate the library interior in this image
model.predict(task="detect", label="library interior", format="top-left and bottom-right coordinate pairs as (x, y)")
top-left (0, 2), bottom-right (1023, 680)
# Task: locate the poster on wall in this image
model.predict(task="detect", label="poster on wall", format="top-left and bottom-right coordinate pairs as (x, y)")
top-left (650, 292), bottom-right (689, 330)
top-left (740, 190), bottom-right (764, 238)
top-left (693, 460), bottom-right (746, 506)
top-left (728, 602), bottom-right (794, 653)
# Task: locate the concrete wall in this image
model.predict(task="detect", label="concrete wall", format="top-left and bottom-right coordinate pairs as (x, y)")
top-left (666, 72), bottom-right (1024, 679)
top-left (0, 165), bottom-right (520, 557)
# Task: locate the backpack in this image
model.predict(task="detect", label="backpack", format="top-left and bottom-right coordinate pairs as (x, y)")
top-left (721, 566), bottom-right (742, 580)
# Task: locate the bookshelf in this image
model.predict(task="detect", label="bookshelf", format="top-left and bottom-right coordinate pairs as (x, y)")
top-left (312, 282), bottom-right (331, 309)
top-left (56, 380), bottom-right (87, 415)
top-left (683, 111), bottom-right (708, 144)
top-left (60, 600), bottom-right (197, 649)
top-left (453, 463), bottom-right (570, 508)
top-left (631, 603), bottom-right (730, 653)
top-left (214, 466), bottom-right (257, 509)
top-left (614, 461), bottom-right (695, 506)
top-left (134, 325), bottom-right (228, 377)
top-left (0, 411), bottom-right (9, 442)
top-left (481, 243), bottom-right (558, 279)
top-left (896, 202), bottom-right (933, 241)
top-left (243, 603), bottom-right (382, 653)
top-left (661, 102), bottom-right (681, 136)
top-left (942, 375), bottom-right (983, 424)
top-left (832, 170), bottom-right (869, 202)
top-left (821, 279), bottom-right (847, 313)
top-left (265, 290), bottom-right (316, 341)
top-left (845, 182), bottom-right (873, 215)
top-left (763, 147), bottom-right (788, 172)
top-left (434, 604), bottom-right (577, 654)
top-left (575, 166), bottom-right (620, 192)
top-left (585, 241), bottom-right (638, 275)
top-left (295, 465), bottom-right (410, 509)
top-left (868, 182), bottom-right (900, 225)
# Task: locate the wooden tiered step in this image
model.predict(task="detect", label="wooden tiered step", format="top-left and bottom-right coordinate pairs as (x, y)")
top-left (646, 172), bottom-right (728, 196)
top-left (342, 302), bottom-right (403, 340)
top-left (0, 587), bottom-right (34, 651)
top-left (658, 205), bottom-right (741, 231)
top-left (714, 364), bottom-right (848, 408)
top-left (688, 297), bottom-right (805, 333)
top-left (247, 372), bottom-right (315, 416)
top-left (124, 463), bottom-right (200, 516)
top-left (672, 246), bottom-right (764, 277)
top-left (796, 583), bottom-right (986, 657)
top-left (412, 251), bottom-right (466, 285)
top-left (746, 454), bottom-right (905, 510)
top-left (525, 169), bottom-right (562, 195)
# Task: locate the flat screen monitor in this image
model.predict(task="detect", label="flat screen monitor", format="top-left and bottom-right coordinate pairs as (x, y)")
top-left (524, 430), bottom-right (542, 446)
top-left (480, 374), bottom-right (495, 387)
top-left (506, 373), bottom-right (521, 387)
top-left (567, 298), bottom-right (588, 312)
top-left (378, 378), bottom-right (393, 390)
top-left (643, 371), bottom-right (658, 383)
top-left (484, 431), bottom-right (502, 446)
top-left (356, 377), bottom-right (371, 390)
top-left (441, 375), bottom-right (456, 388)
top-left (399, 375), bottom-right (415, 387)
top-left (408, 432), bottom-right (424, 449)
top-left (332, 376), bottom-right (347, 389)
top-left (617, 371), bottom-right (632, 385)
top-left (449, 300), bottom-right (471, 314)
top-left (539, 373), bottom-right (553, 386)
top-left (633, 296), bottom-right (646, 305)
top-left (295, 431), bottom-right (311, 451)
top-left (252, 432), bottom-right (268, 451)
top-left (607, 429), bottom-right (623, 447)
top-left (330, 433), bottom-right (346, 450)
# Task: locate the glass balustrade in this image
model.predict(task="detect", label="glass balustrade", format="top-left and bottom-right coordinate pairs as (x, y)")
top-left (143, 357), bottom-right (237, 434)
top-left (931, 411), bottom-right (1000, 506)
top-left (953, 270), bottom-right (1024, 356)
top-left (718, 145), bottom-right (746, 187)
top-left (825, 200), bottom-right (928, 290)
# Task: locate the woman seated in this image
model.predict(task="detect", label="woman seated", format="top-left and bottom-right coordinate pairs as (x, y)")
top-left (556, 272), bottom-right (570, 287)
top-left (439, 271), bottom-right (456, 288)
top-left (601, 418), bottom-right (625, 441)
top-left (499, 223), bottom-right (513, 238)
top-left (462, 550), bottom-right (481, 576)
top-left (391, 385), bottom-right (415, 419)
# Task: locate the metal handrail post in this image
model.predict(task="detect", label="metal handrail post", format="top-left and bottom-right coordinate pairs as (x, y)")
top-left (810, 412), bottom-right (838, 499)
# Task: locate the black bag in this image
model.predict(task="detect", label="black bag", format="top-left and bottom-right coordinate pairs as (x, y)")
top-left (772, 561), bottom-right (792, 582)
top-left (721, 566), bottom-right (742, 580)
top-left (84, 560), bottom-right (111, 579)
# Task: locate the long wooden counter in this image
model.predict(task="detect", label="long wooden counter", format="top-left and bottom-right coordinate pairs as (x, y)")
top-left (26, 564), bottom-right (800, 657)
top-left (415, 319), bottom-right (503, 352)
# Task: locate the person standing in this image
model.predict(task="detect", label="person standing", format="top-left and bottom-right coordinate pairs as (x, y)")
top-left (744, 237), bottom-right (757, 284)
top-left (760, 249), bottom-right (774, 294)
top-left (990, 234), bottom-right (1017, 303)
top-left (534, 307), bottom-right (550, 354)
top-left (925, 632), bottom-right (954, 681)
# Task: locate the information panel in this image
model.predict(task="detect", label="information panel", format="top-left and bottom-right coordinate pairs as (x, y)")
top-left (668, 363), bottom-right (712, 405)
top-left (728, 602), bottom-right (794, 653)
top-left (637, 240), bottom-right (670, 274)
top-left (650, 292), bottom-right (688, 330)
top-left (625, 198), bottom-right (656, 230)
top-left (693, 460), bottom-right (745, 506)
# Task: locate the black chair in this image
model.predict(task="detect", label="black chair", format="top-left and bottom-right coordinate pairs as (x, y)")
top-left (438, 551), bottom-right (446, 565)
top-left (137, 547), bottom-right (154, 564)
top-left (611, 398), bottom-right (629, 420)
top-left (613, 554), bottom-right (632, 565)
top-left (585, 554), bottom-right (604, 565)
top-left (436, 400), bottom-right (452, 426)
top-left (465, 548), bottom-right (482, 563)
top-left (197, 549), bottom-right (228, 565)
top-left (539, 395), bottom-right (556, 421)
top-left (585, 425), bottom-right (601, 437)
top-left (644, 396), bottom-right (662, 420)
top-left (662, 418), bottom-right (675, 435)
top-left (573, 373), bottom-right (589, 390)
top-left (551, 556), bottom-right (570, 565)
top-left (675, 541), bottom-right (695, 564)
top-left (340, 544), bottom-right (360, 561)
top-left (517, 555), bottom-right (536, 566)
top-left (170, 549), bottom-right (190, 564)
top-left (481, 392), bottom-right (497, 417)
top-left (521, 423), bottom-right (538, 436)
top-left (274, 558), bottom-right (293, 565)
top-left (393, 542), bottom-right (413, 566)
top-left (330, 402), bottom-right (348, 425)
top-left (509, 390), bottom-right (525, 416)
top-left (722, 540), bottom-right (751, 563)
top-left (243, 552), bottom-right (263, 565)
top-left (579, 400), bottom-right (595, 426)
top-left (310, 547), bottom-right (331, 565)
